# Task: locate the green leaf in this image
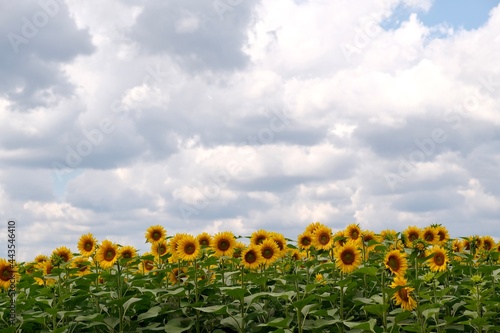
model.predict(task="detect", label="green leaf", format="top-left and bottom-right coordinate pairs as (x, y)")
top-left (352, 266), bottom-right (378, 276)
top-left (220, 315), bottom-right (243, 331)
top-left (164, 318), bottom-right (194, 333)
top-left (193, 305), bottom-right (228, 314)
top-left (344, 318), bottom-right (377, 332)
top-left (137, 305), bottom-right (162, 321)
top-left (220, 286), bottom-right (246, 299)
top-left (123, 297), bottom-right (142, 314)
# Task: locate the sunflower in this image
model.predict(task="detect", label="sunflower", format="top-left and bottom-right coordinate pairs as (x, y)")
top-left (139, 252), bottom-right (155, 274)
top-left (334, 241), bottom-right (362, 274)
top-left (241, 246), bottom-right (263, 270)
top-left (334, 230), bottom-right (347, 247)
top-left (288, 248), bottom-right (303, 261)
top-left (312, 225), bottom-right (333, 251)
top-left (52, 246), bottom-right (73, 264)
top-left (211, 231), bottom-right (237, 257)
top-left (345, 223), bottom-right (362, 242)
top-left (380, 229), bottom-right (398, 242)
top-left (38, 261), bottom-right (56, 286)
top-left (120, 245), bottom-right (137, 264)
top-left (452, 239), bottom-right (464, 253)
top-left (145, 225), bottom-right (167, 243)
top-left (403, 226), bottom-right (421, 248)
top-left (151, 240), bottom-right (169, 258)
top-left (34, 254), bottom-right (49, 264)
top-left (77, 233), bottom-right (97, 257)
top-left (482, 236), bottom-right (495, 251)
top-left (305, 221), bottom-right (325, 234)
top-left (384, 250), bottom-right (408, 276)
top-left (426, 246), bottom-right (448, 272)
top-left (434, 225), bottom-right (449, 245)
top-left (297, 231), bottom-right (313, 250)
top-left (96, 240), bottom-right (120, 269)
top-left (176, 234), bottom-right (200, 261)
top-left (169, 267), bottom-right (187, 285)
top-left (169, 233), bottom-right (188, 262)
top-left (259, 239), bottom-right (280, 265)
top-left (233, 242), bottom-right (246, 258)
top-left (197, 232), bottom-right (212, 247)
top-left (390, 276), bottom-right (417, 311)
top-left (0, 258), bottom-right (15, 290)
top-left (270, 232), bottom-right (287, 255)
top-left (315, 273), bottom-right (326, 284)
top-left (250, 229), bottom-right (270, 246)
top-left (71, 257), bottom-right (91, 276)
top-left (421, 226), bottom-right (438, 245)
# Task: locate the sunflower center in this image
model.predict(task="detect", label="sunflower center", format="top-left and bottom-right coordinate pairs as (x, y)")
top-left (275, 241), bottom-right (284, 251)
top-left (434, 253), bottom-right (445, 266)
top-left (78, 264), bottom-right (88, 272)
top-left (398, 288), bottom-right (409, 302)
top-left (341, 250), bottom-right (355, 265)
top-left (85, 242), bottom-right (93, 251)
top-left (122, 252), bottom-right (131, 259)
top-left (1, 268), bottom-right (11, 281)
top-left (484, 242), bottom-right (492, 250)
top-left (388, 256), bottom-right (400, 271)
top-left (424, 232), bottom-right (434, 242)
top-left (351, 231), bottom-right (359, 239)
top-left (185, 243), bottom-right (195, 255)
top-left (245, 251), bottom-right (257, 264)
top-left (438, 231), bottom-right (445, 241)
top-left (152, 231), bottom-right (161, 241)
top-left (144, 260), bottom-right (154, 270)
top-left (218, 240), bottom-right (230, 251)
top-left (319, 234), bottom-right (330, 245)
top-left (200, 239), bottom-right (209, 246)
top-left (262, 248), bottom-right (274, 259)
top-left (301, 237), bottom-right (311, 246)
top-left (256, 236), bottom-right (266, 244)
top-left (409, 233), bottom-right (418, 241)
top-left (105, 249), bottom-right (115, 261)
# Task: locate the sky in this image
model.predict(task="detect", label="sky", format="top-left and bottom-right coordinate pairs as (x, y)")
top-left (1, 0), bottom-right (500, 261)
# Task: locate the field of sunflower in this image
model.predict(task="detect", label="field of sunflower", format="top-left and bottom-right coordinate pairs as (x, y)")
top-left (1, 223), bottom-right (500, 332)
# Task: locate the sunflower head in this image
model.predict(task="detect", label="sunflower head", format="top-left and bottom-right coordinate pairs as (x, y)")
top-left (176, 234), bottom-right (200, 262)
top-left (297, 231), bottom-right (313, 250)
top-left (145, 225), bottom-right (167, 243)
top-left (0, 259), bottom-right (16, 290)
top-left (345, 223), bottom-right (362, 242)
top-left (288, 248), bottom-right (303, 261)
top-left (435, 225), bottom-right (449, 244)
top-left (270, 232), bottom-right (287, 254)
top-left (96, 240), bottom-right (120, 269)
top-left (305, 221), bottom-right (326, 235)
top-left (403, 226), bottom-right (421, 248)
top-left (334, 241), bottom-right (362, 274)
top-left (71, 257), bottom-right (91, 276)
top-left (211, 231), bottom-right (237, 257)
top-left (384, 250), bottom-right (408, 276)
top-left (139, 252), bottom-right (155, 274)
top-left (390, 275), bottom-right (417, 311)
top-left (78, 233), bottom-right (97, 257)
top-left (312, 225), bottom-right (333, 251)
top-left (426, 246), bottom-right (448, 272)
top-left (482, 236), bottom-right (495, 251)
top-left (334, 230), bottom-right (347, 247)
top-left (241, 246), bottom-right (263, 270)
top-left (197, 232), bottom-right (212, 247)
top-left (421, 226), bottom-right (438, 245)
top-left (250, 229), bottom-right (270, 246)
top-left (151, 240), bottom-right (169, 258)
top-left (259, 239), bottom-right (280, 266)
top-left (120, 245), bottom-right (137, 264)
top-left (52, 246), bottom-right (73, 264)
top-left (34, 254), bottom-right (49, 264)
top-left (169, 267), bottom-right (187, 285)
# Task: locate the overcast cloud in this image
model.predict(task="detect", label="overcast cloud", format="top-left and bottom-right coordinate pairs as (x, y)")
top-left (1, 0), bottom-right (500, 261)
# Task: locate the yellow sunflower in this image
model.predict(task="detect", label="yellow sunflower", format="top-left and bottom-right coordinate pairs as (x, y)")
top-left (233, 242), bottom-right (246, 258)
top-left (380, 229), bottom-right (398, 242)
top-left (390, 276), bottom-right (417, 311)
top-left (259, 239), bottom-right (280, 265)
top-left (151, 240), bottom-right (169, 258)
top-left (197, 232), bottom-right (212, 247)
top-left (270, 232), bottom-right (287, 256)
top-left (52, 246), bottom-right (73, 263)
top-left (71, 257), bottom-right (91, 276)
top-left (403, 226), bottom-right (421, 248)
top-left (169, 233), bottom-right (188, 262)
top-left (312, 225), bottom-right (333, 251)
top-left (334, 230), bottom-right (347, 247)
top-left (120, 245), bottom-right (137, 264)
top-left (426, 246), bottom-right (448, 272)
top-left (211, 231), bottom-right (237, 257)
top-left (0, 258), bottom-right (15, 290)
top-left (176, 234), bottom-right (200, 261)
top-left (305, 221), bottom-right (325, 234)
top-left (169, 267), bottom-right (187, 285)
top-left (452, 239), bottom-right (464, 253)
top-left (384, 250), bottom-right (408, 276)
top-left (434, 225), bottom-right (449, 245)
top-left (139, 252), bottom-right (155, 274)
top-left (95, 240), bottom-right (120, 269)
top-left (315, 273), bottom-right (326, 284)
top-left (297, 231), bottom-right (313, 250)
top-left (345, 223), bottom-right (362, 242)
top-left (145, 225), bottom-right (167, 243)
top-left (38, 261), bottom-right (56, 286)
top-left (421, 226), bottom-right (438, 245)
top-left (482, 236), bottom-right (495, 251)
top-left (77, 233), bottom-right (97, 257)
top-left (34, 254), bottom-right (49, 264)
top-left (250, 229), bottom-right (270, 246)
top-left (241, 246), bottom-right (263, 270)
top-left (334, 241), bottom-right (362, 274)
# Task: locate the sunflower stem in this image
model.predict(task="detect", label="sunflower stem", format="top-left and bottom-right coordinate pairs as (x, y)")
top-left (381, 269), bottom-right (388, 332)
top-left (194, 259), bottom-right (200, 333)
top-left (339, 271), bottom-right (345, 333)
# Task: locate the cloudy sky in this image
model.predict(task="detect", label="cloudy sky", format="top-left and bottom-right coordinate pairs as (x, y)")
top-left (1, 0), bottom-right (499, 261)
